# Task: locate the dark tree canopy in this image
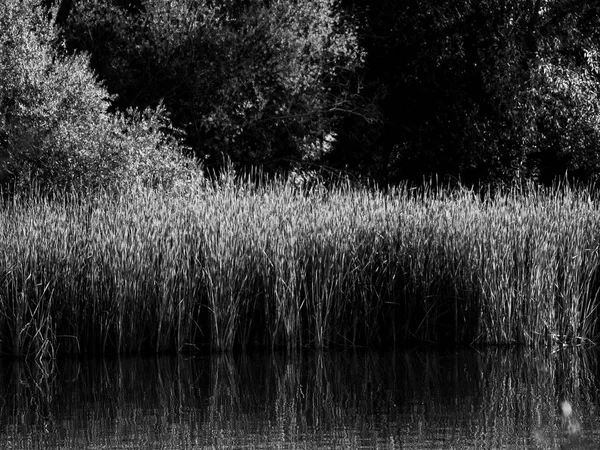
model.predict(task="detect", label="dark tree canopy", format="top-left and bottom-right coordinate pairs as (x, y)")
top-left (332, 0), bottom-right (600, 185)
top-left (30, 0), bottom-right (600, 185)
top-left (50, 0), bottom-right (364, 172)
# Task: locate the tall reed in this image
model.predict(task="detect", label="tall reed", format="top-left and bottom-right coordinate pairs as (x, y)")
top-left (1, 179), bottom-right (600, 356)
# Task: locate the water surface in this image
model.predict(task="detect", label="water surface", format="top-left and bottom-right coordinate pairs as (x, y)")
top-left (0, 348), bottom-right (598, 449)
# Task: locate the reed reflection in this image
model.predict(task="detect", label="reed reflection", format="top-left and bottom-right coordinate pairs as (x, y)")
top-left (0, 348), bottom-right (595, 449)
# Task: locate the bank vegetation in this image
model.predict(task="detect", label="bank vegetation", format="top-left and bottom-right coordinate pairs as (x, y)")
top-left (2, 179), bottom-right (600, 358)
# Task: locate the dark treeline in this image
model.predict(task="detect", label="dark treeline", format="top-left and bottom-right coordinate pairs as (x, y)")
top-left (3, 0), bottom-right (600, 190)
top-left (334, 0), bottom-right (600, 185)
top-left (36, 0), bottom-right (600, 186)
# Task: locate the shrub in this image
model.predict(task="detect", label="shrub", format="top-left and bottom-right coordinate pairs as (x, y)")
top-left (0, 0), bottom-right (200, 192)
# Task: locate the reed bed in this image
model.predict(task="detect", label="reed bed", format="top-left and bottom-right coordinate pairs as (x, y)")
top-left (1, 179), bottom-right (600, 357)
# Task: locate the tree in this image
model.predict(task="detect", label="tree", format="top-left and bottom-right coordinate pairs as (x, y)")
top-left (57, 0), bottom-right (364, 169)
top-left (527, 0), bottom-right (600, 183)
top-left (0, 0), bottom-right (198, 191)
top-left (335, 0), bottom-right (600, 184)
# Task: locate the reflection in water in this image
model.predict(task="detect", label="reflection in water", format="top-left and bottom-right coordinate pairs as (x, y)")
top-left (0, 349), bottom-right (597, 449)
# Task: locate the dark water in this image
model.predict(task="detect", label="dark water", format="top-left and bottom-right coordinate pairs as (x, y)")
top-left (0, 348), bottom-right (599, 449)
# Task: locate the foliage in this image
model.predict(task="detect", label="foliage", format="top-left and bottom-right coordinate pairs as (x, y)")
top-left (10, 0), bottom-right (600, 186)
top-left (2, 180), bottom-right (600, 357)
top-left (59, 0), bottom-right (364, 168)
top-left (335, 0), bottom-right (600, 184)
top-left (0, 0), bottom-right (199, 192)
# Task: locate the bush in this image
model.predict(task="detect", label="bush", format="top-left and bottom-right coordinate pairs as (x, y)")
top-left (0, 0), bottom-right (200, 192)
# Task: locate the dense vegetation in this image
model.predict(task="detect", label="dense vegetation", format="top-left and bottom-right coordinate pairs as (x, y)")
top-left (2, 179), bottom-right (600, 358)
top-left (0, 0), bottom-right (200, 192)
top-left (2, 0), bottom-right (598, 187)
top-left (335, 0), bottom-right (600, 184)
top-left (2, 0), bottom-right (600, 357)
top-left (52, 0), bottom-right (364, 172)
top-left (33, 0), bottom-right (600, 185)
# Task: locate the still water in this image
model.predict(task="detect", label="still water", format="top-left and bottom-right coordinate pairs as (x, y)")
top-left (0, 348), bottom-right (598, 449)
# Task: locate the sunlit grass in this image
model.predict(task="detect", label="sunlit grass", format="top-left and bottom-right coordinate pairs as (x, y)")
top-left (1, 178), bottom-right (600, 357)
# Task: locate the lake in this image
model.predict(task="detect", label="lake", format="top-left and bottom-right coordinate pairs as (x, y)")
top-left (0, 348), bottom-right (598, 449)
